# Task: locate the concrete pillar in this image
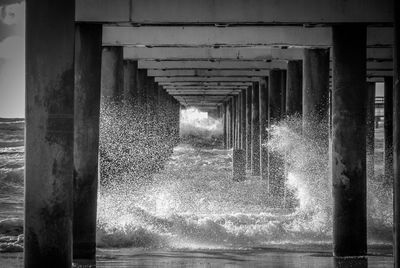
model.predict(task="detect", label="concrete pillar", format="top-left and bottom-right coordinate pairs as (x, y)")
top-left (233, 96), bottom-right (237, 149)
top-left (366, 82), bottom-right (376, 184)
top-left (241, 89), bottom-right (247, 150)
top-left (280, 71), bottom-right (287, 119)
top-left (73, 24), bottom-right (102, 263)
top-left (394, 0), bottom-right (400, 264)
top-left (303, 48), bottom-right (330, 132)
top-left (227, 98), bottom-right (232, 148)
top-left (136, 69), bottom-right (147, 106)
top-left (251, 82), bottom-right (261, 176)
top-left (123, 60), bottom-right (138, 101)
top-left (260, 78), bottom-right (269, 182)
top-left (384, 76), bottom-right (393, 183)
top-left (101, 46), bottom-right (123, 100)
top-left (223, 102), bottom-right (228, 149)
top-left (237, 93), bottom-right (242, 149)
top-left (332, 24), bottom-right (367, 257)
top-left (233, 149), bottom-right (246, 181)
top-left (230, 98), bottom-right (234, 148)
top-left (286, 60), bottom-right (303, 116)
top-left (25, 0), bottom-right (75, 266)
top-left (268, 70), bottom-right (285, 204)
top-left (246, 86), bottom-right (252, 169)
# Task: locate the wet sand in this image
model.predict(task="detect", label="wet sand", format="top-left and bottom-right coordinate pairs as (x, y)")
top-left (0, 247), bottom-right (393, 268)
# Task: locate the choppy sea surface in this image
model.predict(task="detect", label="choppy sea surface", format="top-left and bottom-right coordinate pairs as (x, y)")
top-left (0, 115), bottom-right (394, 267)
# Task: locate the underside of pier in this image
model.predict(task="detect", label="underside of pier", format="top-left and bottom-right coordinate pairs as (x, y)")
top-left (23, 0), bottom-right (399, 267)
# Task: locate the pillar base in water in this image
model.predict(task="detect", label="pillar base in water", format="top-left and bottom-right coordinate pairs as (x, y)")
top-left (233, 149), bottom-right (246, 181)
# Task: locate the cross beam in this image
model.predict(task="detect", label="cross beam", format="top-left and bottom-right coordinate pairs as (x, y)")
top-left (125, 47), bottom-right (393, 62)
top-left (76, 0), bottom-right (392, 24)
top-left (103, 26), bottom-right (392, 47)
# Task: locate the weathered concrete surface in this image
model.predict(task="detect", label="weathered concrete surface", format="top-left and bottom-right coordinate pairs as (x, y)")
top-left (148, 70), bottom-right (270, 77)
top-left (393, 0), bottom-right (400, 265)
top-left (124, 47), bottom-right (393, 61)
top-left (286, 60), bottom-right (303, 116)
top-left (384, 76), bottom-right (393, 183)
top-left (25, 0), bottom-right (75, 267)
top-left (232, 96), bottom-right (237, 149)
top-left (366, 82), bottom-right (376, 185)
top-left (139, 60), bottom-right (288, 69)
top-left (332, 25), bottom-right (367, 257)
top-left (223, 103), bottom-right (228, 149)
top-left (123, 60), bottom-right (138, 100)
top-left (77, 0), bottom-right (393, 23)
top-left (268, 70), bottom-right (285, 204)
top-left (136, 69), bottom-right (147, 105)
top-left (303, 48), bottom-right (330, 130)
top-left (233, 149), bottom-right (246, 181)
top-left (251, 82), bottom-right (261, 176)
top-left (103, 26), bottom-right (393, 47)
top-left (260, 78), bottom-right (269, 183)
top-left (228, 98), bottom-right (233, 148)
top-left (240, 89), bottom-right (247, 150)
top-left (246, 87), bottom-right (252, 169)
top-left (73, 24), bottom-right (102, 263)
top-left (101, 46), bottom-right (124, 99)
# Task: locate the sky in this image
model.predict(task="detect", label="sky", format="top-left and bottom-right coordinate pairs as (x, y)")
top-left (0, 2), bottom-right (25, 118)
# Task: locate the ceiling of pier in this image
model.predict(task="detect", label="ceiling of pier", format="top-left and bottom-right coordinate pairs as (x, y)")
top-left (77, 0), bottom-right (394, 109)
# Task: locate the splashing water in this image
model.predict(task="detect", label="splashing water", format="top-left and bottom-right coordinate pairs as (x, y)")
top-left (96, 106), bottom-right (392, 250)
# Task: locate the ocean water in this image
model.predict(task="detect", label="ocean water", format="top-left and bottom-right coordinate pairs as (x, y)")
top-left (0, 113), bottom-right (394, 267)
top-left (0, 118), bottom-right (24, 253)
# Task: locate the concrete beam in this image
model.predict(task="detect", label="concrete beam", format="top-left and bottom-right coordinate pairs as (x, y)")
top-left (124, 47), bottom-right (393, 61)
top-left (150, 69), bottom-right (392, 78)
top-left (159, 82), bottom-right (253, 86)
top-left (77, 0), bottom-right (392, 24)
top-left (148, 69), bottom-right (270, 77)
top-left (139, 60), bottom-right (288, 69)
top-left (103, 26), bottom-right (392, 47)
top-left (124, 47), bottom-right (304, 60)
top-left (168, 91), bottom-right (240, 95)
top-left (140, 60), bottom-right (392, 70)
top-left (155, 77), bottom-right (261, 82)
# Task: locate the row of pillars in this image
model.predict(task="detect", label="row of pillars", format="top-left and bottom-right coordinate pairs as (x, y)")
top-left (222, 25), bottom-right (398, 259)
top-left (25, 16), bottom-right (180, 268)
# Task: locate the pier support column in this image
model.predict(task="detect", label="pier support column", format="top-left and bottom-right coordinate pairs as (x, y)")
top-left (233, 96), bottom-right (237, 149)
top-left (237, 93), bottom-right (242, 149)
top-left (73, 24), bottom-right (102, 263)
top-left (286, 60), bottom-right (303, 116)
top-left (136, 69), bottom-right (147, 106)
top-left (246, 86), bottom-right (252, 169)
top-left (228, 98), bottom-right (233, 148)
top-left (384, 76), bottom-right (393, 183)
top-left (241, 89), bottom-right (247, 150)
top-left (366, 82), bottom-right (376, 184)
top-left (332, 24), bottom-right (367, 257)
top-left (268, 70), bottom-right (285, 204)
top-left (260, 78), bottom-right (269, 182)
top-left (223, 103), bottom-right (228, 149)
top-left (101, 46), bottom-right (123, 100)
top-left (394, 0), bottom-right (400, 264)
top-left (251, 82), bottom-right (261, 176)
top-left (123, 60), bottom-right (138, 101)
top-left (303, 48), bottom-right (330, 133)
top-left (233, 149), bottom-right (246, 181)
top-left (25, 0), bottom-right (75, 266)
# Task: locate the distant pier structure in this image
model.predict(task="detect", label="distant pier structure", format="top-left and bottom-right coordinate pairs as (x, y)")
top-left (24, 0), bottom-right (398, 267)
